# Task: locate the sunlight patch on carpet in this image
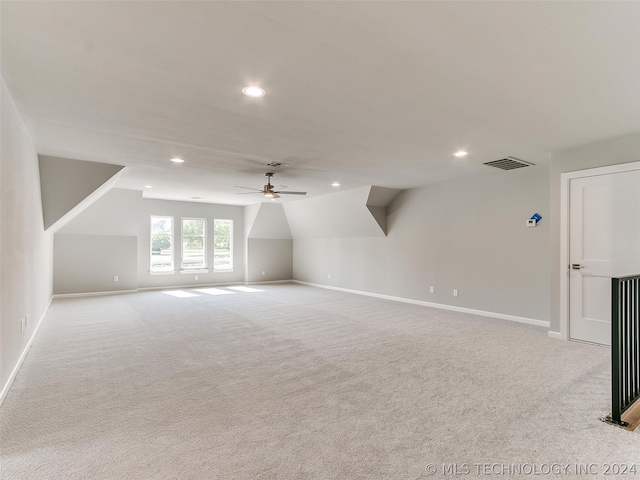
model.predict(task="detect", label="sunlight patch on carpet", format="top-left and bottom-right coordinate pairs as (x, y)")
top-left (195, 288), bottom-right (235, 296)
top-left (228, 286), bottom-right (264, 293)
top-left (161, 290), bottom-right (199, 298)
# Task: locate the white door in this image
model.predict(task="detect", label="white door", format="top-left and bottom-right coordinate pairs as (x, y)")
top-left (569, 168), bottom-right (640, 345)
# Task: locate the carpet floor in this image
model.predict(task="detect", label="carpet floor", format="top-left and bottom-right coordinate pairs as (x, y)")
top-left (1, 283), bottom-right (638, 479)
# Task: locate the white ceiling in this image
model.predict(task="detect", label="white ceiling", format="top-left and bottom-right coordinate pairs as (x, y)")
top-left (2, 1), bottom-right (639, 205)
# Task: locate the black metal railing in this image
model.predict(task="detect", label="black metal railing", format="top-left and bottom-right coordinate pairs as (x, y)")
top-left (606, 274), bottom-right (640, 427)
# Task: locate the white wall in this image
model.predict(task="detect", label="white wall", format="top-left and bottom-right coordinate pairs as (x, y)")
top-left (292, 165), bottom-right (550, 322)
top-left (0, 78), bottom-right (53, 399)
top-left (549, 132), bottom-right (640, 332)
top-left (247, 238), bottom-right (293, 282)
top-left (53, 188), bottom-right (141, 295)
top-left (54, 235), bottom-right (137, 294)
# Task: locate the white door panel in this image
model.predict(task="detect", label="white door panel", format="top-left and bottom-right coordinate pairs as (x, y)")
top-left (569, 169), bottom-right (640, 345)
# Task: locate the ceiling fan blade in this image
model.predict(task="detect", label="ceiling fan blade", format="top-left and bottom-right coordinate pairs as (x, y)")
top-left (274, 191), bottom-right (306, 195)
top-left (237, 192), bottom-right (263, 195)
top-left (235, 185), bottom-right (264, 192)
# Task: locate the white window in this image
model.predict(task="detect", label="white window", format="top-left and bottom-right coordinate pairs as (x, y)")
top-left (213, 219), bottom-right (233, 271)
top-left (181, 218), bottom-right (206, 270)
top-left (150, 216), bottom-right (173, 273)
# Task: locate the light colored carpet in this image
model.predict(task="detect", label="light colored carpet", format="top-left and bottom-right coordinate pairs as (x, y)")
top-left (1, 283), bottom-right (638, 479)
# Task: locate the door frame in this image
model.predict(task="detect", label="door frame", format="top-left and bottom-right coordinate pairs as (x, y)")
top-left (559, 160), bottom-right (640, 341)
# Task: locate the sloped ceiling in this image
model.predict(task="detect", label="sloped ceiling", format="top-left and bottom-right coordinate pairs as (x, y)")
top-left (38, 156), bottom-right (124, 232)
top-left (366, 187), bottom-right (402, 234)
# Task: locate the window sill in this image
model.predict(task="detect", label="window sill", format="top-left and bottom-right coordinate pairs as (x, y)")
top-left (213, 269), bottom-right (234, 273)
top-left (180, 268), bottom-right (209, 274)
top-left (150, 270), bottom-right (176, 275)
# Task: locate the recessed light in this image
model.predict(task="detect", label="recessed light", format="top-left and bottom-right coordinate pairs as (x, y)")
top-left (242, 86), bottom-right (265, 98)
top-left (453, 150), bottom-right (468, 158)
top-left (170, 157), bottom-right (184, 163)
top-left (144, 185), bottom-right (154, 189)
top-left (331, 182), bottom-right (341, 187)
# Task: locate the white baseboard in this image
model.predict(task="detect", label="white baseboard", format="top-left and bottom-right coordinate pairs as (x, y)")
top-left (547, 331), bottom-right (562, 340)
top-left (246, 279), bottom-right (293, 285)
top-left (0, 297), bottom-right (53, 406)
top-left (293, 280), bottom-right (550, 329)
top-left (53, 289), bottom-right (138, 299)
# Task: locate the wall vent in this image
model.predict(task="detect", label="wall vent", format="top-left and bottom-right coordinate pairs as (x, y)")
top-left (265, 161), bottom-right (289, 168)
top-left (483, 156), bottom-right (534, 171)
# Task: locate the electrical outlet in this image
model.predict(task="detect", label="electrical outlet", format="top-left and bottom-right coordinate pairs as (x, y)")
top-left (328, 273), bottom-right (331, 280)
top-left (113, 275), bottom-right (119, 282)
top-left (20, 317), bottom-right (24, 332)
top-left (453, 289), bottom-right (459, 297)
top-left (430, 286), bottom-right (435, 294)
top-left (195, 275), bottom-right (198, 281)
top-left (261, 271), bottom-right (265, 276)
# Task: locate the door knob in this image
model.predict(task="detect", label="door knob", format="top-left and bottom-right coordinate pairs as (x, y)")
top-left (571, 264), bottom-right (584, 270)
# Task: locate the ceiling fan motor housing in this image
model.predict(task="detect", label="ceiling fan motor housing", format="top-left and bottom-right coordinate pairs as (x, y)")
top-left (235, 172), bottom-right (306, 198)
top-left (264, 172), bottom-right (276, 192)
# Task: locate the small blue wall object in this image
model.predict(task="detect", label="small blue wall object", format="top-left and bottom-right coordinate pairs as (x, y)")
top-left (530, 213), bottom-right (542, 224)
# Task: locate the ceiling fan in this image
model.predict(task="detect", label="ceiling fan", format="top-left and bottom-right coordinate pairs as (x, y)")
top-left (235, 172), bottom-right (307, 199)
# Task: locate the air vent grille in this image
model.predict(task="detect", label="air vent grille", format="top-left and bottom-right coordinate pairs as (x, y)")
top-left (483, 156), bottom-right (534, 171)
